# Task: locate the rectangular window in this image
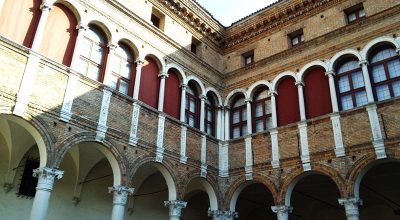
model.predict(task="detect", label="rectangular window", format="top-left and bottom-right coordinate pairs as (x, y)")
top-left (345, 4), bottom-right (365, 23)
top-left (191, 37), bottom-right (201, 55)
top-left (289, 29), bottom-right (304, 47)
top-left (242, 51), bottom-right (254, 66)
top-left (151, 8), bottom-right (165, 31)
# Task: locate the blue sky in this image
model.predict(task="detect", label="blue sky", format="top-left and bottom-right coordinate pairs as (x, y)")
top-left (196, 0), bottom-right (279, 26)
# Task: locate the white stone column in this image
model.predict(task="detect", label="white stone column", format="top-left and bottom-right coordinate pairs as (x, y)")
top-left (271, 205), bottom-right (293, 220)
top-left (156, 115), bottom-right (166, 162)
top-left (108, 186), bottom-right (134, 220)
top-left (224, 106), bottom-right (230, 140)
top-left (180, 84), bottom-right (188, 122)
top-left (180, 125), bottom-right (188, 163)
top-left (359, 60), bottom-right (375, 103)
top-left (218, 142), bottom-right (229, 177)
top-left (29, 167), bottom-right (64, 220)
top-left (216, 106), bottom-right (223, 139)
top-left (296, 81), bottom-right (306, 121)
top-left (132, 59), bottom-right (144, 100)
top-left (128, 102), bottom-right (141, 145)
top-left (96, 88), bottom-right (112, 142)
top-left (31, 0), bottom-right (55, 51)
top-left (199, 95), bottom-right (207, 132)
top-left (298, 122), bottom-right (311, 171)
top-left (103, 43), bottom-right (118, 85)
top-left (158, 72), bottom-right (168, 111)
top-left (245, 98), bottom-right (252, 134)
top-left (338, 198), bottom-right (362, 220)
top-left (269, 91), bottom-right (278, 128)
top-left (70, 23), bottom-right (88, 72)
top-left (270, 129), bottom-right (280, 168)
top-left (244, 136), bottom-right (253, 180)
top-left (366, 104), bottom-right (386, 159)
top-left (200, 134), bottom-right (207, 177)
top-left (208, 209), bottom-right (224, 220)
top-left (331, 114), bottom-right (345, 157)
top-left (325, 71), bottom-right (339, 112)
top-left (164, 200), bottom-right (187, 220)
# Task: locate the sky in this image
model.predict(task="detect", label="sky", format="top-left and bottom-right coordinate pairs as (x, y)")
top-left (196, 0), bottom-right (279, 26)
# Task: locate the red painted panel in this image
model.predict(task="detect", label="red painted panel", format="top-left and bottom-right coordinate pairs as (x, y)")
top-left (304, 67), bottom-right (332, 118)
top-left (0, 0), bottom-right (41, 47)
top-left (39, 4), bottom-right (77, 66)
top-left (277, 77), bottom-right (300, 126)
top-left (163, 69), bottom-right (181, 119)
top-left (139, 57), bottom-right (160, 108)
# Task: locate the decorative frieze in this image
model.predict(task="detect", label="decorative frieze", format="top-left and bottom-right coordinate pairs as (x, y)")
top-left (331, 114), bottom-right (345, 157)
top-left (95, 89), bottom-right (112, 142)
top-left (156, 115), bottom-right (166, 162)
top-left (298, 122), bottom-right (311, 171)
top-left (270, 129), bottom-right (280, 168)
top-left (244, 137), bottom-right (253, 180)
top-left (200, 135), bottom-right (207, 177)
top-left (60, 72), bottom-right (79, 122)
top-left (180, 125), bottom-right (188, 163)
top-left (219, 142), bottom-right (229, 177)
top-left (366, 104), bottom-right (386, 159)
top-left (129, 102), bottom-right (141, 146)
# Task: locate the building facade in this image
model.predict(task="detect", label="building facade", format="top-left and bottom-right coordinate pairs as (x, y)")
top-left (0, 0), bottom-right (399, 219)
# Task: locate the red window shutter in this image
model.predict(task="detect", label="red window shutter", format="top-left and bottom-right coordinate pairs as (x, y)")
top-left (304, 67), bottom-right (332, 118)
top-left (163, 69), bottom-right (181, 119)
top-left (277, 77), bottom-right (300, 126)
top-left (139, 57), bottom-right (160, 108)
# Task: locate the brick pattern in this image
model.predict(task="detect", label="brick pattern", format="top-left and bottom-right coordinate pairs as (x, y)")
top-left (341, 109), bottom-right (373, 148)
top-left (185, 128), bottom-right (202, 162)
top-left (307, 117), bottom-right (335, 155)
top-left (278, 125), bottom-right (300, 160)
top-left (0, 44), bottom-right (26, 95)
top-left (252, 133), bottom-right (272, 166)
top-left (107, 95), bottom-right (133, 135)
top-left (163, 119), bottom-right (182, 154)
top-left (228, 139), bottom-right (246, 169)
top-left (206, 137), bottom-right (218, 168)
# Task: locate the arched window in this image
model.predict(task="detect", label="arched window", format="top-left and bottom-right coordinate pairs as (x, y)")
top-left (304, 67), bottom-right (332, 118)
top-left (369, 47), bottom-right (400, 101)
top-left (0, 0), bottom-right (41, 48)
top-left (77, 25), bottom-right (108, 82)
top-left (139, 57), bottom-right (160, 108)
top-left (231, 95), bottom-right (247, 139)
top-left (335, 59), bottom-right (367, 110)
top-left (277, 77), bottom-right (300, 126)
top-left (39, 3), bottom-right (78, 66)
top-left (204, 93), bottom-right (217, 136)
top-left (164, 69), bottom-right (181, 119)
top-left (108, 43), bottom-right (135, 96)
top-left (185, 83), bottom-right (200, 128)
top-left (252, 88), bottom-right (272, 132)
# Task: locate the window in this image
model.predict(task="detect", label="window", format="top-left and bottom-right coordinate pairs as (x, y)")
top-left (191, 37), bottom-right (201, 55)
top-left (204, 95), bottom-right (216, 136)
top-left (289, 30), bottom-right (304, 46)
top-left (243, 51), bottom-right (254, 66)
top-left (151, 8), bottom-right (165, 31)
top-left (345, 4), bottom-right (365, 23)
top-left (336, 59), bottom-right (368, 110)
top-left (252, 89), bottom-right (272, 132)
top-left (231, 96), bottom-right (247, 138)
top-left (185, 85), bottom-right (200, 128)
top-left (18, 159), bottom-right (39, 197)
top-left (78, 25), bottom-right (107, 82)
top-left (109, 43), bottom-right (135, 96)
top-left (370, 48), bottom-right (400, 101)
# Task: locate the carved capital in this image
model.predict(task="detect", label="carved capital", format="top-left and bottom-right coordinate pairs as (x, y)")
top-left (40, 1), bottom-right (54, 11)
top-left (244, 98), bottom-right (252, 103)
top-left (325, 70), bottom-right (336, 77)
top-left (164, 200), bottom-right (187, 218)
top-left (33, 167), bottom-right (64, 192)
top-left (108, 43), bottom-right (118, 51)
top-left (200, 95), bottom-right (207, 101)
top-left (76, 23), bottom-right (88, 31)
top-left (223, 211), bottom-right (238, 219)
top-left (295, 81), bottom-right (304, 87)
top-left (359, 59), bottom-right (369, 66)
top-left (208, 209), bottom-right (224, 219)
top-left (135, 58), bottom-right (145, 66)
top-left (108, 185), bottom-right (134, 205)
top-left (268, 90), bottom-right (277, 97)
top-left (158, 72), bottom-right (169, 78)
top-left (271, 205), bottom-right (293, 214)
top-left (338, 198), bottom-right (362, 218)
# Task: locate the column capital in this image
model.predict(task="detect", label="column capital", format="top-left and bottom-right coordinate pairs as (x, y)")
top-left (180, 83), bottom-right (188, 89)
top-left (224, 105), bottom-right (231, 111)
top-left (33, 167), bottom-right (64, 192)
top-left (271, 205), bottom-right (293, 214)
top-left (268, 90), bottom-right (277, 96)
top-left (338, 197), bottom-right (362, 219)
top-left (359, 59), bottom-right (369, 66)
top-left (40, 0), bottom-right (55, 11)
top-left (135, 58), bottom-right (145, 66)
top-left (396, 47), bottom-right (400, 55)
top-left (325, 70), bottom-right (336, 77)
top-left (108, 43), bottom-right (118, 51)
top-left (208, 209), bottom-right (224, 219)
top-left (164, 200), bottom-right (187, 218)
top-left (76, 23), bottom-right (89, 31)
top-left (244, 98), bottom-right (252, 103)
top-left (108, 185), bottom-right (134, 205)
top-left (200, 95), bottom-right (207, 101)
top-left (223, 210), bottom-right (239, 219)
top-left (158, 72), bottom-right (169, 78)
top-left (295, 81), bottom-right (304, 87)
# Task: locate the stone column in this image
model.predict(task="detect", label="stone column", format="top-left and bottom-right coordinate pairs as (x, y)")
top-left (164, 200), bottom-right (187, 220)
top-left (199, 95), bottom-right (207, 132)
top-left (29, 167), bottom-right (64, 220)
top-left (70, 23), bottom-right (88, 72)
top-left (325, 71), bottom-right (339, 112)
top-left (103, 43), bottom-right (118, 84)
top-left (224, 106), bottom-right (230, 140)
top-left (269, 90), bottom-right (278, 128)
top-left (338, 198), bottom-right (362, 220)
top-left (359, 60), bottom-right (374, 103)
top-left (133, 59), bottom-right (144, 100)
top-left (31, 0), bottom-right (55, 51)
top-left (245, 98), bottom-right (252, 134)
top-left (296, 81), bottom-right (306, 121)
top-left (216, 105), bottom-right (223, 139)
top-left (180, 84), bottom-right (188, 122)
top-left (108, 186), bottom-right (134, 220)
top-left (208, 209), bottom-right (224, 220)
top-left (158, 72), bottom-right (168, 111)
top-left (271, 205), bottom-right (293, 220)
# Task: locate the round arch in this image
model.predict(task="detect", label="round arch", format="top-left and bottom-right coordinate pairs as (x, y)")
top-left (205, 87), bottom-right (223, 106)
top-left (86, 19), bottom-right (113, 43)
top-left (271, 71), bottom-right (297, 92)
top-left (329, 49), bottom-right (362, 71)
top-left (186, 75), bottom-right (206, 96)
top-left (142, 51), bottom-right (166, 72)
top-left (297, 60), bottom-right (328, 81)
top-left (55, 0), bottom-right (82, 23)
top-left (165, 63), bottom-right (187, 83)
top-left (361, 36), bottom-right (400, 59)
top-left (224, 88), bottom-right (248, 106)
top-left (116, 38), bottom-right (140, 60)
top-left (54, 133), bottom-right (125, 186)
top-left (246, 80), bottom-right (272, 99)
top-left (184, 176), bottom-right (219, 210)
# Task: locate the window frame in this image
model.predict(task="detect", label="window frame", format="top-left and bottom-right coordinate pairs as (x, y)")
top-left (252, 92), bottom-right (272, 133)
top-left (335, 60), bottom-right (366, 110)
top-left (289, 30), bottom-right (304, 47)
top-left (345, 4), bottom-right (366, 24)
top-left (204, 102), bottom-right (216, 137)
top-left (242, 51), bottom-right (254, 66)
top-left (110, 44), bottom-right (135, 96)
top-left (369, 48), bottom-right (400, 101)
top-left (185, 89), bottom-right (200, 129)
top-left (230, 97), bottom-right (247, 139)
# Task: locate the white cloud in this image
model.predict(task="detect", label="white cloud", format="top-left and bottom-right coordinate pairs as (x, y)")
top-left (196, 0), bottom-right (279, 26)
